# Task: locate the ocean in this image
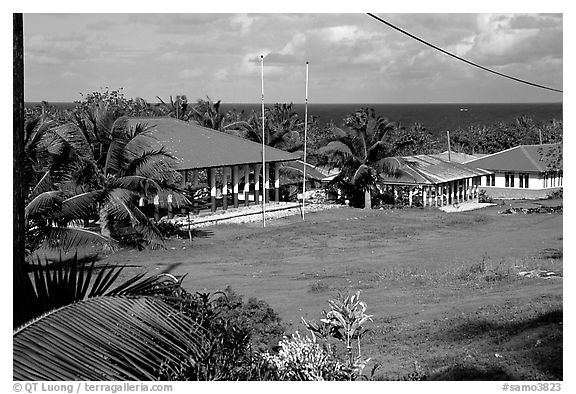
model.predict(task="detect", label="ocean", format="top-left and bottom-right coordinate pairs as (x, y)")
top-left (221, 102), bottom-right (563, 137)
top-left (27, 102), bottom-right (562, 137)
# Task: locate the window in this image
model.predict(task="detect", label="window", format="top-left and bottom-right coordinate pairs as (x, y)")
top-left (485, 174), bottom-right (495, 186)
top-left (505, 172), bottom-right (515, 188)
top-left (519, 173), bottom-right (529, 189)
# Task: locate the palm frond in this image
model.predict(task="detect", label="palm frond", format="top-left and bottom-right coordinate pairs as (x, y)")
top-left (27, 171), bottom-right (54, 203)
top-left (59, 190), bottom-right (104, 221)
top-left (25, 190), bottom-right (65, 221)
top-left (318, 141), bottom-right (354, 158)
top-left (40, 227), bottom-right (110, 252)
top-left (373, 157), bottom-right (405, 177)
top-left (13, 296), bottom-right (204, 380)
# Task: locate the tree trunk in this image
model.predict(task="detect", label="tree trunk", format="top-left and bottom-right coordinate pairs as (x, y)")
top-left (364, 188), bottom-right (371, 210)
top-left (14, 13), bottom-right (25, 266)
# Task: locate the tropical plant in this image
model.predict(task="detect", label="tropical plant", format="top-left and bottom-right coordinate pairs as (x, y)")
top-left (25, 115), bottom-right (189, 252)
top-left (261, 331), bottom-right (350, 381)
top-left (303, 291), bottom-right (373, 379)
top-left (163, 286), bottom-right (285, 380)
top-left (154, 94), bottom-right (191, 120)
top-left (319, 108), bottom-right (403, 209)
top-left (13, 257), bottom-right (205, 380)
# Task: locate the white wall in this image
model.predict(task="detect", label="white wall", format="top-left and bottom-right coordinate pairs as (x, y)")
top-left (483, 171), bottom-right (561, 190)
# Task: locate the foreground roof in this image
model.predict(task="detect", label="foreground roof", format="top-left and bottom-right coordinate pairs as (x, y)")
top-left (431, 151), bottom-right (488, 164)
top-left (380, 155), bottom-right (493, 186)
top-left (279, 160), bottom-right (340, 182)
top-left (126, 117), bottom-right (300, 170)
top-left (465, 143), bottom-right (561, 172)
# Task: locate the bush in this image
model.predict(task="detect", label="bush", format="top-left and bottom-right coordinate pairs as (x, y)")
top-left (261, 332), bottom-right (351, 380)
top-left (165, 286), bottom-right (285, 380)
top-left (478, 189), bottom-right (493, 203)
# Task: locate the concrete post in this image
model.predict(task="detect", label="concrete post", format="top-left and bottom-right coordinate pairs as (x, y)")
top-left (264, 162), bottom-right (270, 203)
top-left (209, 167), bottom-right (216, 212)
top-left (408, 188), bottom-right (413, 207)
top-left (244, 164), bottom-right (250, 207)
top-left (422, 186), bottom-right (427, 207)
top-left (232, 165), bottom-right (239, 208)
top-left (254, 163), bottom-right (261, 204)
top-left (274, 163), bottom-right (280, 203)
top-left (154, 194), bottom-right (160, 221)
top-left (181, 170), bottom-right (187, 214)
top-left (222, 167), bottom-right (228, 211)
top-left (167, 194), bottom-right (173, 219)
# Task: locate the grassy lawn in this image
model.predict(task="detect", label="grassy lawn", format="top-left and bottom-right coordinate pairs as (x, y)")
top-left (85, 199), bottom-right (562, 380)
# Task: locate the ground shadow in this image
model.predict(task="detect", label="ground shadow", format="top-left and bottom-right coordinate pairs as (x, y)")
top-left (431, 310), bottom-right (562, 380)
top-left (426, 365), bottom-right (516, 381)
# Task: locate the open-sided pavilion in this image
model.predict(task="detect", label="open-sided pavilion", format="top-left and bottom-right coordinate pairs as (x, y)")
top-left (126, 117), bottom-right (300, 217)
top-left (380, 154), bottom-right (493, 207)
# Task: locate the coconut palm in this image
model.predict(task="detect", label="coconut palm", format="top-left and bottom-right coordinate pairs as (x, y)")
top-left (25, 114), bottom-right (189, 252)
top-left (154, 94), bottom-right (191, 120)
top-left (319, 108), bottom-right (402, 209)
top-left (243, 103), bottom-right (304, 153)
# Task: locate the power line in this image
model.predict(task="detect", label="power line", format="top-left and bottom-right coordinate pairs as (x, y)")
top-left (366, 13), bottom-right (563, 94)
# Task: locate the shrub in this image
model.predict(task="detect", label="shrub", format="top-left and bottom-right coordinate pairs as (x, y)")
top-left (261, 332), bottom-right (351, 380)
top-left (478, 189), bottom-right (493, 203)
top-left (165, 286), bottom-right (285, 380)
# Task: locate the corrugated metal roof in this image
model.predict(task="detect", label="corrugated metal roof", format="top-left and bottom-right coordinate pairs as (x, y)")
top-left (279, 160), bottom-right (340, 182)
top-left (464, 143), bottom-right (561, 173)
top-left (125, 117), bottom-right (300, 170)
top-left (431, 151), bottom-right (486, 163)
top-left (380, 154), bottom-right (493, 185)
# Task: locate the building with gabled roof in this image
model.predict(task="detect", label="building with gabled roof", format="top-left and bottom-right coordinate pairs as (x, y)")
top-left (465, 143), bottom-right (562, 199)
top-left (379, 154), bottom-right (493, 207)
top-left (125, 117), bottom-right (300, 214)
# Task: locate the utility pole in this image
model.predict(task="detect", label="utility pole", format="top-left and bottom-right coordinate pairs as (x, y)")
top-left (446, 130), bottom-right (452, 161)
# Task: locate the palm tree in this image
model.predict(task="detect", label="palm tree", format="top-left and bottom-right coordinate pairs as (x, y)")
top-left (243, 103), bottom-right (304, 153)
top-left (154, 95), bottom-right (191, 120)
top-left (319, 108), bottom-right (402, 209)
top-left (25, 113), bottom-right (189, 252)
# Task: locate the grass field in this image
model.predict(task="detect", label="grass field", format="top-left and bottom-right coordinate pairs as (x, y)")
top-left (101, 199), bottom-right (562, 380)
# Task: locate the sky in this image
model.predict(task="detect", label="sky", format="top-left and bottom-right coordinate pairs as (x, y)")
top-left (22, 12), bottom-right (563, 104)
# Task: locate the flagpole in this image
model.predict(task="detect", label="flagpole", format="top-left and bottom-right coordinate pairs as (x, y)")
top-left (302, 61), bottom-right (309, 220)
top-left (261, 55), bottom-right (266, 228)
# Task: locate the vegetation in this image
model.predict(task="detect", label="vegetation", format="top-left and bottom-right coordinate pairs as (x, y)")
top-left (318, 108), bottom-right (404, 209)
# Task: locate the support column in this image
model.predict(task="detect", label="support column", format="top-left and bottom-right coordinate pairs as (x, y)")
top-left (222, 167), bottom-right (229, 211)
top-left (448, 182), bottom-right (452, 204)
top-left (254, 163), bottom-right (261, 204)
top-left (274, 163), bottom-right (280, 203)
top-left (434, 185), bottom-right (439, 207)
top-left (475, 184), bottom-right (479, 202)
top-left (408, 188), bottom-right (413, 207)
top-left (209, 167), bottom-right (216, 212)
top-left (232, 165), bottom-right (239, 208)
top-left (167, 194), bottom-right (173, 219)
top-left (154, 195), bottom-right (160, 221)
top-left (192, 170), bottom-right (199, 187)
top-left (244, 164), bottom-right (250, 207)
top-left (180, 170), bottom-right (188, 214)
top-left (422, 186), bottom-right (427, 207)
top-left (264, 162), bottom-right (270, 203)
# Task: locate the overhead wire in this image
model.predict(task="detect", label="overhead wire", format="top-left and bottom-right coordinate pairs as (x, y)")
top-left (366, 13), bottom-right (563, 94)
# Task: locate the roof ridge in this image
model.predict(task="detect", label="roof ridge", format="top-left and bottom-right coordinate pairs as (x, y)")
top-left (520, 145), bottom-right (546, 172)
top-left (466, 145), bottom-right (521, 164)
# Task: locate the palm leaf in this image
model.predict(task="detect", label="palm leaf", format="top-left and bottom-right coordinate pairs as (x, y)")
top-left (13, 296), bottom-right (204, 380)
top-left (58, 190), bottom-right (104, 221)
top-left (25, 190), bottom-right (65, 220)
top-left (27, 171), bottom-right (54, 202)
top-left (40, 227), bottom-right (110, 252)
top-left (318, 141), bottom-right (354, 158)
